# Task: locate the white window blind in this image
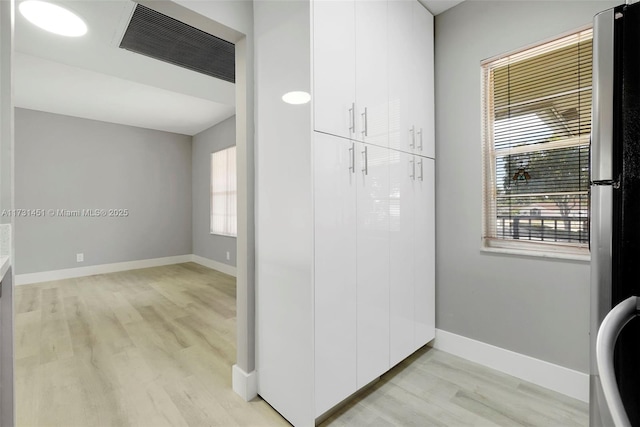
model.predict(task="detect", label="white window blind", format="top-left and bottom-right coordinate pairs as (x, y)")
top-left (481, 29), bottom-right (592, 256)
top-left (211, 146), bottom-right (237, 237)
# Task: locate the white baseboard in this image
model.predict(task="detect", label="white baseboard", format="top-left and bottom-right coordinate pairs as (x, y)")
top-left (15, 255), bottom-right (193, 285)
top-left (15, 254), bottom-right (237, 285)
top-left (431, 329), bottom-right (589, 403)
top-left (190, 254), bottom-right (237, 277)
top-left (232, 364), bottom-right (257, 401)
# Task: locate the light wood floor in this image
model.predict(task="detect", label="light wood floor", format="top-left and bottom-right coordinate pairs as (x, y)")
top-left (15, 263), bottom-right (287, 427)
top-left (15, 263), bottom-right (588, 426)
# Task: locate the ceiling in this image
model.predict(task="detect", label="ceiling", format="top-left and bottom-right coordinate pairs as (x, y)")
top-left (14, 0), bottom-right (464, 136)
top-left (14, 0), bottom-right (236, 136)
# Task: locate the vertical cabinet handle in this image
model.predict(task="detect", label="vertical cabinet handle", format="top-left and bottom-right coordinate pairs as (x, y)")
top-left (349, 103), bottom-right (355, 134)
top-left (418, 158), bottom-right (424, 181)
top-left (417, 128), bottom-right (423, 151)
top-left (361, 108), bottom-right (368, 137)
top-left (409, 158), bottom-right (415, 180)
top-left (361, 146), bottom-right (368, 175)
top-left (349, 143), bottom-right (355, 173)
top-left (409, 126), bottom-right (415, 149)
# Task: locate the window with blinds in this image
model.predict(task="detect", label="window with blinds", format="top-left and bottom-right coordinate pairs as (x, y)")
top-left (211, 146), bottom-right (237, 237)
top-left (481, 29), bottom-right (592, 256)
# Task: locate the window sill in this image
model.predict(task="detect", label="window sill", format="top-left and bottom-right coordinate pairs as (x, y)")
top-left (480, 245), bottom-right (590, 263)
top-left (210, 232), bottom-right (237, 238)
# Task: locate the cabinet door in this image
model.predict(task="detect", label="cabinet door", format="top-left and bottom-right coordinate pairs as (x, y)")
top-left (313, 132), bottom-right (357, 416)
top-left (389, 150), bottom-right (416, 366)
top-left (356, 142), bottom-right (390, 387)
top-left (412, 3), bottom-right (435, 158)
top-left (355, 0), bottom-right (388, 147)
top-left (313, 0), bottom-right (356, 139)
top-left (388, 0), bottom-right (414, 153)
top-left (414, 157), bottom-right (435, 348)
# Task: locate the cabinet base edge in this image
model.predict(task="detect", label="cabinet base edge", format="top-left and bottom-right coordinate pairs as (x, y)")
top-left (314, 377), bottom-right (380, 425)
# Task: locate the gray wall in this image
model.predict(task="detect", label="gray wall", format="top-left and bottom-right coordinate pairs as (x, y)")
top-left (15, 108), bottom-right (192, 274)
top-left (192, 116), bottom-right (236, 267)
top-left (0, 0), bottom-right (12, 227)
top-left (435, 0), bottom-right (617, 373)
top-left (0, 2), bottom-right (15, 425)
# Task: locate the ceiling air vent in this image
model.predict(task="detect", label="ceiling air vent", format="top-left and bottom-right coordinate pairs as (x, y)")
top-left (120, 4), bottom-right (235, 83)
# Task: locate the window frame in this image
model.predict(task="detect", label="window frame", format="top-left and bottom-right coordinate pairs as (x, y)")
top-left (480, 26), bottom-right (593, 261)
top-left (210, 146), bottom-right (237, 237)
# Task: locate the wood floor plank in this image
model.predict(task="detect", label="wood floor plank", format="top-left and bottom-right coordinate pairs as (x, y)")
top-left (15, 286), bottom-right (41, 314)
top-left (14, 311), bottom-right (41, 361)
top-left (39, 288), bottom-right (74, 364)
top-left (163, 375), bottom-right (239, 427)
top-left (36, 356), bottom-right (116, 427)
top-left (516, 381), bottom-right (588, 420)
top-left (174, 314), bottom-right (235, 363)
top-left (62, 295), bottom-right (95, 355)
top-left (71, 356), bottom-right (129, 427)
top-left (118, 319), bottom-right (194, 386)
top-left (109, 348), bottom-right (189, 427)
top-left (15, 356), bottom-right (41, 427)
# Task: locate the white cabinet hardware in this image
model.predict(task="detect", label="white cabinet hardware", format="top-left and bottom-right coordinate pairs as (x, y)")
top-left (409, 126), bottom-right (415, 149)
top-left (349, 143), bottom-right (355, 173)
top-left (349, 103), bottom-right (355, 134)
top-left (361, 108), bottom-right (368, 137)
top-left (361, 145), bottom-right (368, 175)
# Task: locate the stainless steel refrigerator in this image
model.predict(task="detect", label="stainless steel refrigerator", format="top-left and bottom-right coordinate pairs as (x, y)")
top-left (591, 4), bottom-right (640, 426)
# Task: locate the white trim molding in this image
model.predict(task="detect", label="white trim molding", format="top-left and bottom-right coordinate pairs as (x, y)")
top-left (232, 364), bottom-right (257, 401)
top-left (15, 255), bottom-right (193, 285)
top-left (15, 254), bottom-right (237, 285)
top-left (431, 329), bottom-right (589, 403)
top-left (190, 254), bottom-right (237, 277)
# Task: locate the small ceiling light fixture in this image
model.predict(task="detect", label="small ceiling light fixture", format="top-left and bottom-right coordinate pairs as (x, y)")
top-left (282, 91), bottom-right (311, 105)
top-left (19, 1), bottom-right (87, 37)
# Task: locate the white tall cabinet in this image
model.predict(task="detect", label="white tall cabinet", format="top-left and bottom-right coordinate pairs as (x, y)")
top-left (255, 1), bottom-right (435, 426)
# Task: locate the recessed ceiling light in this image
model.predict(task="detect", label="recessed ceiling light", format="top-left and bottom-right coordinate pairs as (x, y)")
top-left (19, 1), bottom-right (87, 37)
top-left (282, 91), bottom-right (311, 105)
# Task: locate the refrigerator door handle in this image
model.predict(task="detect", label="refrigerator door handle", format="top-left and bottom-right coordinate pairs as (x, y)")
top-left (592, 177), bottom-right (621, 189)
top-left (596, 295), bottom-right (639, 427)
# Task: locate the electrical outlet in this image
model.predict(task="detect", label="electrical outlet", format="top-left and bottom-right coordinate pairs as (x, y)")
top-left (226, 251), bottom-right (230, 261)
top-left (76, 253), bottom-right (84, 263)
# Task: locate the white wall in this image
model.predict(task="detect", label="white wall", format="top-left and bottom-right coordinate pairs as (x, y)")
top-left (192, 116), bottom-right (236, 267)
top-left (14, 108), bottom-right (192, 274)
top-left (435, 0), bottom-right (617, 373)
top-left (174, 0), bottom-right (252, 37)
